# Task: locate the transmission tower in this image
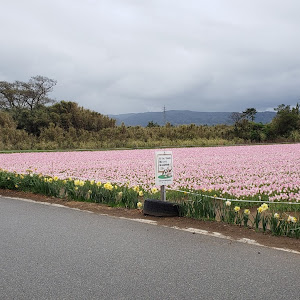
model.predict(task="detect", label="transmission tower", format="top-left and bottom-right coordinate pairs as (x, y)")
top-left (163, 105), bottom-right (166, 125)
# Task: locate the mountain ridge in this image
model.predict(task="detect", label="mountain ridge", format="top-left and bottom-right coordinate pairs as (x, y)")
top-left (109, 110), bottom-right (276, 126)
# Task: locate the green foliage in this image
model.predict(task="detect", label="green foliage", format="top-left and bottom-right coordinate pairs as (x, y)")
top-left (172, 191), bottom-right (299, 238)
top-left (242, 108), bottom-right (257, 122)
top-left (0, 170), bottom-right (139, 209)
top-left (1, 95), bottom-right (300, 150)
top-left (268, 104), bottom-right (300, 138)
top-left (1, 170), bottom-right (299, 238)
top-left (146, 121), bottom-right (160, 127)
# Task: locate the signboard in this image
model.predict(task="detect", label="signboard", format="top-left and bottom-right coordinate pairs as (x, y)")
top-left (155, 151), bottom-right (173, 186)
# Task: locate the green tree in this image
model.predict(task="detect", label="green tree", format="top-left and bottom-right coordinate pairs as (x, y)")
top-left (270, 104), bottom-right (300, 137)
top-left (242, 108), bottom-right (257, 122)
top-left (146, 121), bottom-right (160, 127)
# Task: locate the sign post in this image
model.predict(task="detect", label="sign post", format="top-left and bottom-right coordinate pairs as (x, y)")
top-left (155, 151), bottom-right (173, 201)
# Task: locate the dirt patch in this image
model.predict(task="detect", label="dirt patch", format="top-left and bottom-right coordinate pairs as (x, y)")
top-left (1, 188), bottom-right (299, 253)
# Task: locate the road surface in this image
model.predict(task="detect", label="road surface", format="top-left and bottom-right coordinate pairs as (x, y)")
top-left (1, 196), bottom-right (299, 299)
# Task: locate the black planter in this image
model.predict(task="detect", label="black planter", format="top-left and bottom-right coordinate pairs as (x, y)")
top-left (143, 199), bottom-right (179, 217)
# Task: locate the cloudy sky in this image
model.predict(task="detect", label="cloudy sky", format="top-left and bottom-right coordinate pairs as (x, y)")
top-left (1, 0), bottom-right (300, 115)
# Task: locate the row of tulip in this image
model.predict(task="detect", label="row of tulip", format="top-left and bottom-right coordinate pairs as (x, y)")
top-left (0, 144), bottom-right (299, 203)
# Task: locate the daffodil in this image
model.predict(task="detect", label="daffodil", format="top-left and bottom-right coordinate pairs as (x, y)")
top-left (244, 209), bottom-right (250, 215)
top-left (104, 182), bottom-right (113, 191)
top-left (151, 187), bottom-right (158, 194)
top-left (137, 202), bottom-right (143, 209)
top-left (139, 191), bottom-right (144, 197)
top-left (274, 213), bottom-right (280, 219)
top-left (287, 215), bottom-right (297, 223)
top-left (225, 200), bottom-right (231, 207)
top-left (261, 203), bottom-right (268, 211)
top-left (234, 206), bottom-right (240, 212)
top-left (257, 206), bottom-right (263, 213)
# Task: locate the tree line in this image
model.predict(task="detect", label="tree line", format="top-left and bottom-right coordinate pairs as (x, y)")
top-left (0, 76), bottom-right (299, 150)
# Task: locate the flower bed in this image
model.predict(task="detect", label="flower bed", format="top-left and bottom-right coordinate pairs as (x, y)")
top-left (0, 144), bottom-right (299, 237)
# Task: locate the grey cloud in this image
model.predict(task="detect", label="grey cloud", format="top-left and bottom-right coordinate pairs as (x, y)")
top-left (1, 0), bottom-right (300, 114)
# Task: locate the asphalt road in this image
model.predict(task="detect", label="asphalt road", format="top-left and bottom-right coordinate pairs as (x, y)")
top-left (1, 196), bottom-right (299, 300)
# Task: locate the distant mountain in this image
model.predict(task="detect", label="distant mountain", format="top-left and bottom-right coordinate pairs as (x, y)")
top-left (109, 110), bottom-right (276, 126)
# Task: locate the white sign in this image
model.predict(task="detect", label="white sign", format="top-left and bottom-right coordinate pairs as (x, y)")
top-left (155, 151), bottom-right (173, 186)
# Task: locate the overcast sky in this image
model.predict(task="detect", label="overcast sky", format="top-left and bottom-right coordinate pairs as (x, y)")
top-left (1, 0), bottom-right (300, 115)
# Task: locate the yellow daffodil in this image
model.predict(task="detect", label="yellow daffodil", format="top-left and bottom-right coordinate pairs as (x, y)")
top-left (151, 187), bottom-right (158, 194)
top-left (274, 213), bottom-right (280, 219)
top-left (234, 206), bottom-right (240, 212)
top-left (137, 202), bottom-right (143, 209)
top-left (139, 191), bottom-right (144, 197)
top-left (261, 203), bottom-right (268, 211)
top-left (104, 182), bottom-right (113, 191)
top-left (244, 209), bottom-right (250, 215)
top-left (257, 206), bottom-right (263, 213)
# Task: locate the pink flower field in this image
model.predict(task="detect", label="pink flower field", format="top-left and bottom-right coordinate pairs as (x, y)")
top-left (1, 144), bottom-right (300, 202)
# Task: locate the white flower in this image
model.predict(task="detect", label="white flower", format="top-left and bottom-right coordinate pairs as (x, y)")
top-left (287, 215), bottom-right (297, 223)
top-left (225, 200), bottom-right (231, 207)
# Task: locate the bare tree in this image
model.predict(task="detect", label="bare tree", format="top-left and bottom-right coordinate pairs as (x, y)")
top-left (230, 112), bottom-right (243, 124)
top-left (0, 76), bottom-right (56, 110)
